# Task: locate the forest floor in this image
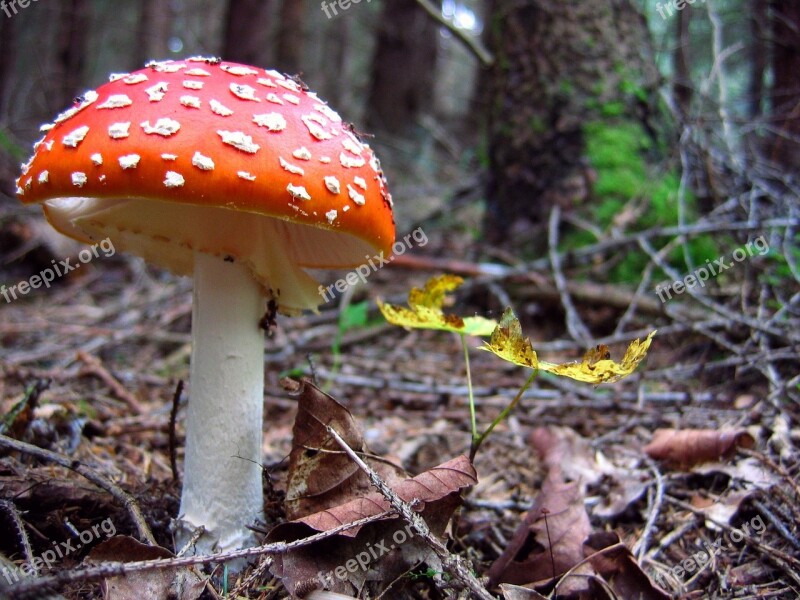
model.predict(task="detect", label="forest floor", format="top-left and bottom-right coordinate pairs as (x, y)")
top-left (0, 189), bottom-right (799, 600)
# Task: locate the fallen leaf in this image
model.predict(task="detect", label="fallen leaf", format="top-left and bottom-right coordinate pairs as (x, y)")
top-left (584, 532), bottom-right (670, 600)
top-left (644, 428), bottom-right (755, 468)
top-left (282, 378), bottom-right (405, 520)
top-left (377, 274), bottom-right (497, 336)
top-left (530, 427), bottom-right (648, 519)
top-left (487, 469), bottom-right (592, 589)
top-left (269, 456), bottom-right (475, 597)
top-left (84, 536), bottom-right (204, 600)
top-left (481, 308), bottom-right (655, 383)
top-left (499, 584), bottom-right (549, 599)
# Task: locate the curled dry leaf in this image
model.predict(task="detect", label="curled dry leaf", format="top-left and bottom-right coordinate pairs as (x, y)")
top-left (377, 274), bottom-right (497, 336)
top-left (583, 532), bottom-right (670, 600)
top-left (282, 378), bottom-right (405, 520)
top-left (84, 536), bottom-right (204, 600)
top-left (487, 470), bottom-right (592, 590)
top-left (530, 426), bottom-right (648, 519)
top-left (272, 379), bottom-right (477, 598)
top-left (269, 456), bottom-right (475, 597)
top-left (644, 428), bottom-right (756, 468)
top-left (481, 308), bottom-right (655, 383)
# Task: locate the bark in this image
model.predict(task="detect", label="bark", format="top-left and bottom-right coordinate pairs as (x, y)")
top-left (275, 0), bottom-right (305, 74)
top-left (222, 0), bottom-right (275, 66)
top-left (134, 0), bottom-right (172, 67)
top-left (51, 0), bottom-right (90, 112)
top-left (767, 1), bottom-right (800, 169)
top-left (748, 0), bottom-right (768, 119)
top-left (365, 0), bottom-right (440, 136)
top-left (482, 0), bottom-right (660, 243)
top-left (0, 11), bottom-right (16, 118)
top-left (321, 12), bottom-right (350, 107)
top-left (673, 5), bottom-right (693, 118)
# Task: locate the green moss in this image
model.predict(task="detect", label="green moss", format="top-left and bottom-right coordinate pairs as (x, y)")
top-left (563, 120), bottom-right (721, 284)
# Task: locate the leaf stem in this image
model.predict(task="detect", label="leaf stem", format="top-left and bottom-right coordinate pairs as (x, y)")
top-left (469, 369), bottom-right (538, 461)
top-left (461, 333), bottom-right (478, 446)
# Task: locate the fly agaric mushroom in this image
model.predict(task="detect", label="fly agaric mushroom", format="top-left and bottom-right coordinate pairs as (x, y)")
top-left (16, 57), bottom-right (394, 557)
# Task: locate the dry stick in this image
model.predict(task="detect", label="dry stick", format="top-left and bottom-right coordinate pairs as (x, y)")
top-left (76, 351), bottom-right (145, 414)
top-left (2, 511), bottom-right (394, 598)
top-left (664, 496), bottom-right (800, 589)
top-left (0, 500), bottom-right (36, 575)
top-left (548, 206), bottom-right (591, 345)
top-left (414, 0), bottom-right (494, 66)
top-left (325, 425), bottom-right (496, 600)
top-left (168, 379), bottom-right (183, 483)
top-left (0, 434), bottom-right (156, 546)
top-left (0, 379), bottom-right (49, 435)
top-left (637, 236), bottom-right (800, 344)
top-left (633, 458), bottom-right (666, 561)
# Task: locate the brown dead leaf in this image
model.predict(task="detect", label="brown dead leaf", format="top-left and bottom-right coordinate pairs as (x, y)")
top-left (487, 469), bottom-right (592, 589)
top-left (268, 455), bottom-right (475, 597)
top-left (84, 536), bottom-right (204, 600)
top-left (584, 532), bottom-right (670, 600)
top-left (499, 584), bottom-right (549, 599)
top-left (644, 428), bottom-right (755, 468)
top-left (530, 427), bottom-right (648, 519)
top-left (282, 378), bottom-right (405, 520)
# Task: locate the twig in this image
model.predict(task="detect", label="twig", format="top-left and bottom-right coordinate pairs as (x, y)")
top-left (0, 379), bottom-right (49, 435)
top-left (0, 434), bottom-right (156, 545)
top-left (169, 380), bottom-right (183, 483)
top-left (325, 426), bottom-right (496, 600)
top-left (664, 495), bottom-right (800, 588)
top-left (2, 512), bottom-right (395, 598)
top-left (548, 206), bottom-right (591, 344)
top-left (0, 500), bottom-right (36, 575)
top-left (76, 351), bottom-right (145, 414)
top-left (414, 0), bottom-right (494, 66)
top-left (634, 457), bottom-right (666, 561)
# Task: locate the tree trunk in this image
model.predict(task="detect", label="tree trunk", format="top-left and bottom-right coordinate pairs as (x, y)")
top-left (134, 0), bottom-right (172, 67)
top-left (673, 5), bottom-right (693, 118)
top-left (767, 1), bottom-right (800, 169)
top-left (748, 0), bottom-right (768, 119)
top-left (483, 0), bottom-right (660, 243)
top-left (0, 9), bottom-right (16, 117)
top-left (51, 0), bottom-right (90, 112)
top-left (365, 0), bottom-right (440, 137)
top-left (222, 0), bottom-right (275, 67)
top-left (321, 13), bottom-right (350, 107)
top-left (275, 0), bottom-right (305, 74)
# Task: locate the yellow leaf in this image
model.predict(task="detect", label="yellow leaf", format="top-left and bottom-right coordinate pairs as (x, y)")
top-left (377, 274), bottom-right (497, 337)
top-left (479, 307), bottom-right (539, 368)
top-left (481, 308), bottom-right (655, 384)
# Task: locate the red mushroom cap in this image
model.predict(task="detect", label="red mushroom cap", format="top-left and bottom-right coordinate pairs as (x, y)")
top-left (16, 57), bottom-right (395, 312)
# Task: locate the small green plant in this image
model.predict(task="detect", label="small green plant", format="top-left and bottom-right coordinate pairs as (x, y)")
top-left (379, 276), bottom-right (654, 460)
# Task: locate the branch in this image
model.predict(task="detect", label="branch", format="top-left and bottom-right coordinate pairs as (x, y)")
top-left (0, 434), bottom-right (156, 545)
top-left (414, 0), bottom-right (494, 66)
top-left (326, 426), bottom-right (496, 600)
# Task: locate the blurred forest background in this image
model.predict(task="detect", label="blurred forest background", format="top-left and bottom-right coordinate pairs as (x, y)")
top-left (1, 0), bottom-right (799, 246)
top-left (1, 1), bottom-right (799, 599)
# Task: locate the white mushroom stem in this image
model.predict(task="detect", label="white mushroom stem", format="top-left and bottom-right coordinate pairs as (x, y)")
top-left (177, 251), bottom-right (265, 556)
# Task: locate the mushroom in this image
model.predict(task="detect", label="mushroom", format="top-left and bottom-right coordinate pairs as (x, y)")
top-left (16, 58), bottom-right (395, 557)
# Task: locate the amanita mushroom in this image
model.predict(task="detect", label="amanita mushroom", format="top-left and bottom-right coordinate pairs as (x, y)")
top-left (16, 57), bottom-right (394, 556)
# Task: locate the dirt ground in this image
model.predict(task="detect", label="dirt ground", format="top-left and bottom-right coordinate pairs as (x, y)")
top-left (1, 198), bottom-right (799, 599)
